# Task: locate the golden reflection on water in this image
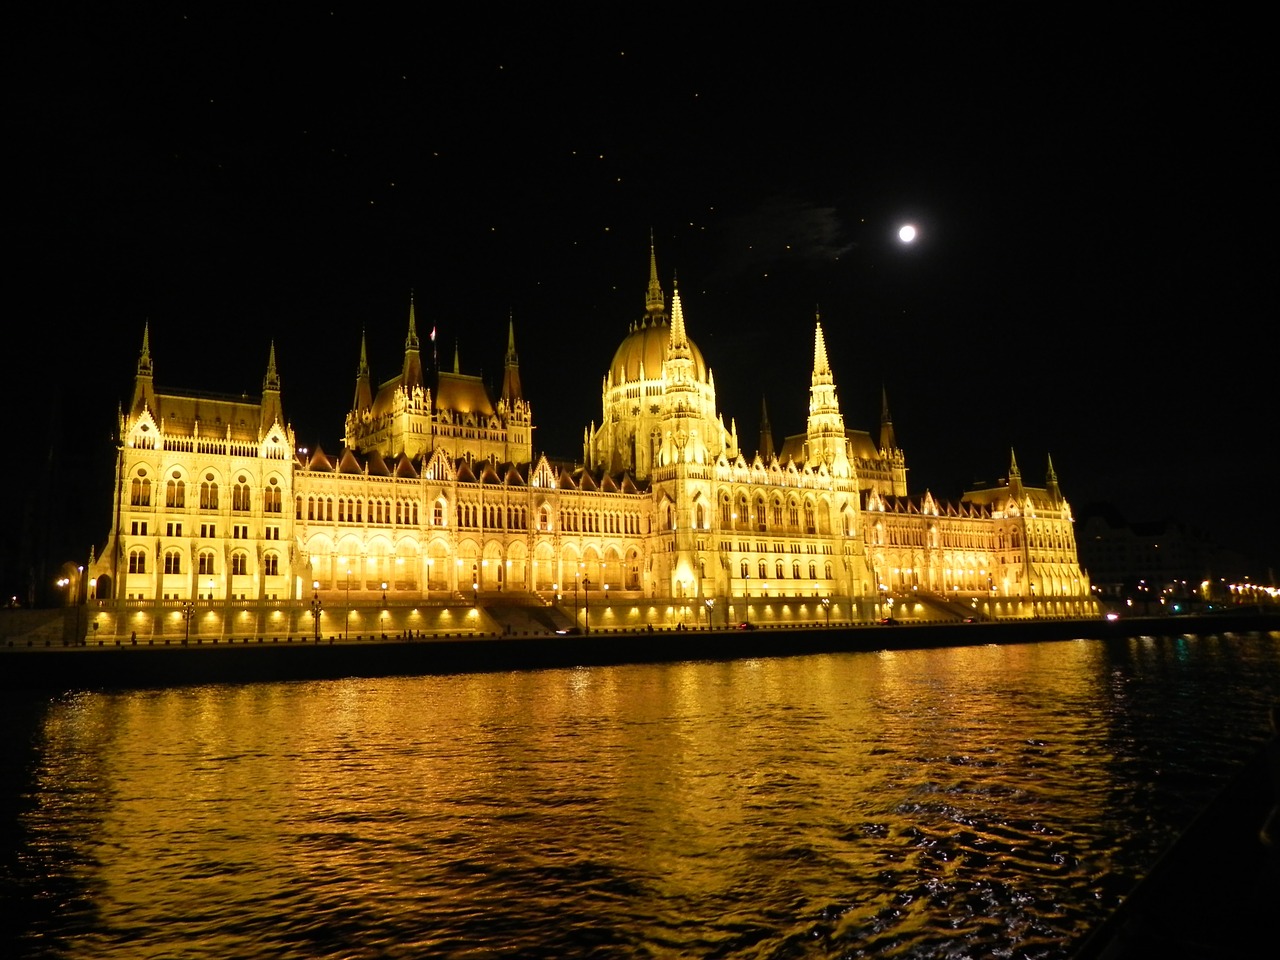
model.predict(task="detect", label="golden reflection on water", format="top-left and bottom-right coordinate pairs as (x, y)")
top-left (13, 636), bottom-right (1280, 959)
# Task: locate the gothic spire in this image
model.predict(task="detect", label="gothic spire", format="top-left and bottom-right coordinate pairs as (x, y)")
top-left (501, 312), bottom-right (523, 405)
top-left (645, 230), bottom-right (665, 324)
top-left (759, 396), bottom-right (775, 461)
top-left (811, 312), bottom-right (833, 386)
top-left (130, 322), bottom-right (156, 417)
top-left (260, 342), bottom-right (284, 436)
top-left (401, 292), bottom-right (423, 388)
top-left (263, 341), bottom-right (280, 393)
top-left (668, 281), bottom-right (690, 356)
top-left (879, 385), bottom-right (898, 452)
top-left (353, 328), bottom-right (373, 413)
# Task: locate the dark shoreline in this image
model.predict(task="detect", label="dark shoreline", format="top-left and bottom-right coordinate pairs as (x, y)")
top-left (4, 611), bottom-right (1277, 692)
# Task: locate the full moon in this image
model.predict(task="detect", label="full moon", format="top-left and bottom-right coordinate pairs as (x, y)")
top-left (898, 224), bottom-right (917, 243)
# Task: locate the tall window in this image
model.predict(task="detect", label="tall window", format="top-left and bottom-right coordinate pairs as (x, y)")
top-left (264, 484), bottom-right (281, 513)
top-left (130, 477), bottom-right (151, 506)
top-left (128, 549), bottom-right (146, 574)
top-left (163, 550), bottom-right (181, 575)
top-left (232, 482), bottom-right (251, 512)
top-left (776, 560), bottom-right (785, 579)
top-left (804, 502), bottom-right (815, 533)
top-left (264, 553), bottom-right (278, 576)
top-left (201, 481), bottom-right (219, 510)
top-left (231, 553), bottom-right (247, 576)
top-left (166, 479), bottom-right (185, 508)
top-left (758, 560), bottom-right (767, 579)
top-left (198, 551), bottom-right (215, 575)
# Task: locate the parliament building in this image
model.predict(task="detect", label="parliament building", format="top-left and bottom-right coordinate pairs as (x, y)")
top-left (87, 244), bottom-right (1094, 640)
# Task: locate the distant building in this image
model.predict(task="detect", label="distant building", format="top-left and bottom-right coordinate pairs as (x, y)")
top-left (86, 243), bottom-right (1095, 638)
top-left (1076, 505), bottom-right (1260, 607)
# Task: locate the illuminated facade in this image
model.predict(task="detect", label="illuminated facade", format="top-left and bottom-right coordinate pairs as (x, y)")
top-left (88, 244), bottom-right (1093, 635)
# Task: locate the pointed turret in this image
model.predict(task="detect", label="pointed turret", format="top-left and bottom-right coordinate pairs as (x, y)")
top-left (644, 229), bottom-right (665, 326)
top-left (452, 340), bottom-right (460, 374)
top-left (260, 342), bottom-right (284, 437)
top-left (805, 316), bottom-right (850, 475)
top-left (401, 293), bottom-right (424, 389)
top-left (500, 312), bottom-right (523, 405)
top-left (353, 329), bottom-right (373, 413)
top-left (1046, 453), bottom-right (1061, 503)
top-left (129, 323), bottom-right (156, 418)
top-left (1009, 448), bottom-right (1024, 498)
top-left (879, 385), bottom-right (898, 452)
top-left (759, 396), bottom-right (775, 461)
top-left (668, 283), bottom-right (692, 360)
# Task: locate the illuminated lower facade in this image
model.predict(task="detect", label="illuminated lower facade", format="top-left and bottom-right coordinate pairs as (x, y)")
top-left (87, 244), bottom-right (1094, 640)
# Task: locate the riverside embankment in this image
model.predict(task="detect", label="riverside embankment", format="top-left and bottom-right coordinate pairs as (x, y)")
top-left (3, 610), bottom-right (1277, 691)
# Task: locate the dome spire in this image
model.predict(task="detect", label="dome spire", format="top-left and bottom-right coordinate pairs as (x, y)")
top-left (645, 231), bottom-right (665, 326)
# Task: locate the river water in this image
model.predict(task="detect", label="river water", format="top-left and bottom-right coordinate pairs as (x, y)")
top-left (3, 631), bottom-right (1278, 959)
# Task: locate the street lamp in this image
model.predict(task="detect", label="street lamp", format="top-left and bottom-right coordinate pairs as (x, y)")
top-left (822, 596), bottom-right (830, 627)
top-left (705, 597), bottom-right (714, 629)
top-left (743, 573), bottom-right (750, 627)
top-left (182, 600), bottom-right (195, 644)
top-left (583, 577), bottom-right (591, 634)
top-left (574, 570), bottom-right (580, 627)
top-left (311, 580), bottom-right (322, 642)
top-left (381, 580), bottom-right (387, 602)
top-left (345, 568), bottom-right (352, 641)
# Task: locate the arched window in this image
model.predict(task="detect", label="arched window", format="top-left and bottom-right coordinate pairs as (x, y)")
top-left (164, 550), bottom-right (182, 575)
top-left (804, 502), bottom-right (815, 533)
top-left (788, 500), bottom-right (799, 528)
top-left (772, 499), bottom-right (783, 527)
top-left (201, 481), bottom-right (219, 510)
top-left (263, 553), bottom-right (279, 576)
top-left (264, 483), bottom-right (281, 513)
top-left (740, 560), bottom-right (748, 578)
top-left (754, 497), bottom-right (766, 530)
top-left (792, 560), bottom-right (801, 579)
top-left (758, 559), bottom-right (767, 579)
top-left (776, 560), bottom-right (785, 579)
top-left (808, 561), bottom-right (817, 580)
top-left (128, 549), bottom-right (146, 574)
top-left (130, 477), bottom-right (151, 506)
top-left (721, 497), bottom-right (731, 525)
top-left (232, 482), bottom-right (250, 512)
top-left (198, 551), bottom-right (216, 575)
top-left (696, 503), bottom-right (705, 529)
top-left (539, 505), bottom-right (550, 531)
top-left (166, 479), bottom-right (185, 508)
top-left (231, 552), bottom-right (248, 576)
top-left (824, 561), bottom-right (833, 580)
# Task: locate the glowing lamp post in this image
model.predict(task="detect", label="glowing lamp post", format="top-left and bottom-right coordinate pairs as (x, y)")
top-left (345, 568), bottom-right (352, 641)
top-left (582, 577), bottom-right (591, 634)
top-left (822, 596), bottom-right (830, 627)
top-left (311, 580), bottom-right (322, 642)
top-left (181, 601), bottom-right (195, 644)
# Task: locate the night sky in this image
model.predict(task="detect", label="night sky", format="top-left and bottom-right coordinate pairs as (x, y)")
top-left (9, 8), bottom-right (1274, 598)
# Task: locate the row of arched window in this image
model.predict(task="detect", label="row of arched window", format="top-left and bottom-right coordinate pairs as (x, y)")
top-left (130, 477), bottom-right (280, 512)
top-left (738, 558), bottom-right (834, 581)
top-left (127, 548), bottom-right (280, 576)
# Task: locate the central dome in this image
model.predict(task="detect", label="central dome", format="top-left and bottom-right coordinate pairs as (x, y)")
top-left (609, 319), bottom-right (708, 386)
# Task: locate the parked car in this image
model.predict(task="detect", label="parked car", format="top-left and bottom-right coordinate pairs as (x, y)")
top-left (879, 617), bottom-right (899, 625)
top-left (736, 621), bottom-right (757, 631)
